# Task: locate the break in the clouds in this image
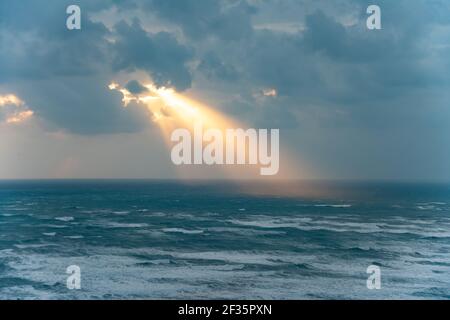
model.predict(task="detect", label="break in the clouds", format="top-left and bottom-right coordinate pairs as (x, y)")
top-left (1, 0), bottom-right (449, 179)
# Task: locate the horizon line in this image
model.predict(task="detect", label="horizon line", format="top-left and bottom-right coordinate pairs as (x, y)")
top-left (0, 178), bottom-right (449, 184)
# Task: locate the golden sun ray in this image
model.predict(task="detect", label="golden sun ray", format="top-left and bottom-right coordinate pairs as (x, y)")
top-left (0, 94), bottom-right (24, 107)
top-left (109, 81), bottom-right (302, 181)
top-left (0, 94), bottom-right (34, 124)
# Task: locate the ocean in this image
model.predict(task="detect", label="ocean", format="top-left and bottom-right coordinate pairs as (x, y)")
top-left (0, 180), bottom-right (449, 300)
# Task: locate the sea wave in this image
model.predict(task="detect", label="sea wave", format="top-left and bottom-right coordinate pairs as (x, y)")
top-left (162, 228), bottom-right (204, 234)
top-left (54, 217), bottom-right (74, 222)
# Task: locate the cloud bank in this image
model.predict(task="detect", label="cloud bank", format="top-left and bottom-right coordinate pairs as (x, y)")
top-left (1, 0), bottom-right (449, 179)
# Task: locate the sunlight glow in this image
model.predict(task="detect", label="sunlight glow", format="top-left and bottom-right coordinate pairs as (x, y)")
top-left (6, 110), bottom-right (34, 124)
top-left (0, 94), bottom-right (24, 107)
top-left (0, 94), bottom-right (34, 124)
top-left (109, 82), bottom-right (237, 132)
top-left (109, 81), bottom-right (301, 180)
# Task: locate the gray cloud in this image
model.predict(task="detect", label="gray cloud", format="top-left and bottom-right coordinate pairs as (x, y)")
top-left (193, 0), bottom-right (450, 131)
top-left (1, 0), bottom-right (450, 179)
top-left (0, 1), bottom-right (111, 81)
top-left (198, 52), bottom-right (239, 82)
top-left (13, 77), bottom-right (150, 134)
top-left (0, 1), bottom-right (193, 133)
top-left (145, 0), bottom-right (256, 41)
top-left (112, 20), bottom-right (194, 91)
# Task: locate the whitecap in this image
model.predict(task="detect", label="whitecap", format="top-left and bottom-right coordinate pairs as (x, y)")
top-left (147, 212), bottom-right (165, 217)
top-left (14, 244), bottom-right (57, 249)
top-left (416, 206), bottom-right (436, 211)
top-left (417, 202), bottom-right (446, 206)
top-left (113, 211), bottom-right (130, 215)
top-left (55, 216), bottom-right (74, 222)
top-left (162, 228), bottom-right (203, 234)
top-left (42, 224), bottom-right (67, 229)
top-left (107, 222), bottom-right (148, 228)
top-left (207, 227), bottom-right (285, 235)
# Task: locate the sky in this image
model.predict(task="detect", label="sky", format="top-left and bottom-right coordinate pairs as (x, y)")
top-left (0, 0), bottom-right (449, 180)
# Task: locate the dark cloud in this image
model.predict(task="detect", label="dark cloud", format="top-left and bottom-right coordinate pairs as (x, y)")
top-left (0, 0), bottom-right (192, 133)
top-left (112, 20), bottom-right (194, 91)
top-left (0, 1), bottom-right (134, 134)
top-left (198, 52), bottom-right (239, 81)
top-left (0, 1), bottom-right (111, 81)
top-left (146, 0), bottom-right (256, 41)
top-left (1, 0), bottom-right (450, 178)
top-left (14, 77), bottom-right (150, 134)
top-left (198, 0), bottom-right (450, 132)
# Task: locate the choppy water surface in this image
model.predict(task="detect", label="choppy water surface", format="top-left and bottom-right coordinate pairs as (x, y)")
top-left (0, 180), bottom-right (449, 299)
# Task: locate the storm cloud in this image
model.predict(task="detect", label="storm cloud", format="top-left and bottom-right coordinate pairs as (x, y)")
top-left (1, 0), bottom-right (449, 179)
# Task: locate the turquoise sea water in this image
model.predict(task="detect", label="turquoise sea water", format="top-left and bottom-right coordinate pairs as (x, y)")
top-left (0, 180), bottom-right (449, 299)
